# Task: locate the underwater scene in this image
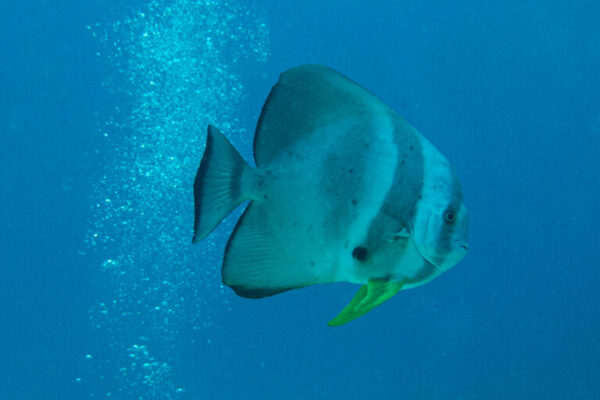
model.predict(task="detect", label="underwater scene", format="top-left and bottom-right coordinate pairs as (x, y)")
top-left (1, 0), bottom-right (598, 399)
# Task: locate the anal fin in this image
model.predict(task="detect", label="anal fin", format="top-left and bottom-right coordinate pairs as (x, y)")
top-left (328, 279), bottom-right (405, 326)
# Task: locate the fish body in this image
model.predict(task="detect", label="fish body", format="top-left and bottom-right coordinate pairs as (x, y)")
top-left (193, 65), bottom-right (468, 325)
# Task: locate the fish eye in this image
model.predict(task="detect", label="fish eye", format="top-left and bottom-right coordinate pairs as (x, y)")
top-left (443, 209), bottom-right (456, 224)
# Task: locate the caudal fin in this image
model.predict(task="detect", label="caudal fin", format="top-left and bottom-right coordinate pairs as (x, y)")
top-left (193, 125), bottom-right (249, 243)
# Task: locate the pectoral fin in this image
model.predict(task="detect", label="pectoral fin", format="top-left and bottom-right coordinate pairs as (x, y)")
top-left (328, 279), bottom-right (405, 326)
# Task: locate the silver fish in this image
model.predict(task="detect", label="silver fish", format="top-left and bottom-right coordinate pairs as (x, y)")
top-left (193, 65), bottom-right (468, 326)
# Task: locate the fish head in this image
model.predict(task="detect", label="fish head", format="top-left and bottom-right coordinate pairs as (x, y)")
top-left (411, 158), bottom-right (469, 271)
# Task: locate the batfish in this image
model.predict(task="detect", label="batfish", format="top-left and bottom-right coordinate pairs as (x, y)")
top-left (192, 65), bottom-right (468, 326)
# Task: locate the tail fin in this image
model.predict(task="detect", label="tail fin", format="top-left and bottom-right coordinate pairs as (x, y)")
top-left (193, 125), bottom-right (250, 243)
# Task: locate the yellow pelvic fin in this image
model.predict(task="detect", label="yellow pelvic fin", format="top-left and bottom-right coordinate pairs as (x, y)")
top-left (327, 279), bottom-right (405, 327)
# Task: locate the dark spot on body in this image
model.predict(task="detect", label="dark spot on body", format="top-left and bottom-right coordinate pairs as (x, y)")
top-left (263, 194), bottom-right (268, 199)
top-left (349, 168), bottom-right (354, 174)
top-left (409, 146), bottom-right (414, 151)
top-left (310, 261), bottom-right (315, 266)
top-left (352, 199), bottom-right (357, 205)
top-left (352, 246), bottom-right (368, 262)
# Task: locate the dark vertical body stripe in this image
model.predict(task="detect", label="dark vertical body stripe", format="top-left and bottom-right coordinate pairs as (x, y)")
top-left (362, 112), bottom-right (425, 253)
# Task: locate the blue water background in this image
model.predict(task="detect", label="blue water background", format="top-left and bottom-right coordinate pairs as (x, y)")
top-left (1, 0), bottom-right (599, 399)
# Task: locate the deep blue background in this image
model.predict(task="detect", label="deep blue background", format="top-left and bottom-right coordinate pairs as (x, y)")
top-left (1, 0), bottom-right (599, 399)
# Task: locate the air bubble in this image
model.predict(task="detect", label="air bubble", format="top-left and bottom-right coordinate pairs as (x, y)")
top-left (85, 0), bottom-right (269, 398)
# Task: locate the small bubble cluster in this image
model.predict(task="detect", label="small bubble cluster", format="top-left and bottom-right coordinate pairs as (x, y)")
top-left (127, 344), bottom-right (172, 388)
top-left (84, 0), bottom-right (269, 398)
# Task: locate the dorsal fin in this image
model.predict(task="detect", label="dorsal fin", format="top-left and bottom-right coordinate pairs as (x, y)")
top-left (253, 64), bottom-right (392, 167)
